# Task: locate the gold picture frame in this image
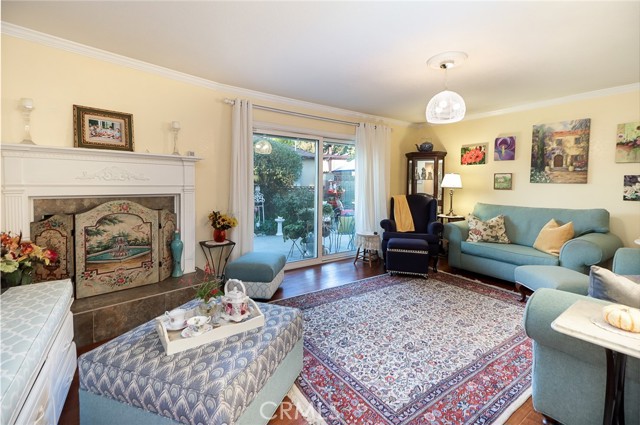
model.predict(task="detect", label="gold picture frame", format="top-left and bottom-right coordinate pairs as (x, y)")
top-left (73, 105), bottom-right (134, 151)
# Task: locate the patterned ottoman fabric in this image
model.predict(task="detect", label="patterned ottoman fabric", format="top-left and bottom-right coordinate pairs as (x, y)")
top-left (226, 252), bottom-right (287, 300)
top-left (1, 279), bottom-right (73, 423)
top-left (78, 300), bottom-right (302, 425)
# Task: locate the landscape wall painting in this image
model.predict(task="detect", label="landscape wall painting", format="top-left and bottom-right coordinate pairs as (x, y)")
top-left (530, 118), bottom-right (590, 184)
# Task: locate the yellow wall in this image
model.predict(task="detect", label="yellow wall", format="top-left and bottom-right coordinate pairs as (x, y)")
top-left (3, 34), bottom-right (638, 259)
top-left (1, 35), bottom-right (415, 268)
top-left (411, 92), bottom-right (640, 247)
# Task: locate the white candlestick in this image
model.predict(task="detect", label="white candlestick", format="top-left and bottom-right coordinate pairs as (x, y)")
top-left (21, 98), bottom-right (33, 110)
top-left (171, 121), bottom-right (181, 130)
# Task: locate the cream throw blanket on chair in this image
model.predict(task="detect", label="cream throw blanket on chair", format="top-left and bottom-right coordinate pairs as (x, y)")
top-left (393, 195), bottom-right (415, 232)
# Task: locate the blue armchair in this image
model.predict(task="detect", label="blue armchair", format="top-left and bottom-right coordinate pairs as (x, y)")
top-left (523, 248), bottom-right (640, 424)
top-left (379, 194), bottom-right (443, 271)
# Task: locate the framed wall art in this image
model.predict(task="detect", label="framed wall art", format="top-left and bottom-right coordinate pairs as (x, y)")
top-left (494, 173), bottom-right (512, 190)
top-left (615, 121), bottom-right (640, 163)
top-left (623, 175), bottom-right (640, 201)
top-left (494, 136), bottom-right (516, 161)
top-left (530, 118), bottom-right (590, 184)
top-left (73, 105), bottom-right (134, 151)
top-left (461, 143), bottom-right (487, 165)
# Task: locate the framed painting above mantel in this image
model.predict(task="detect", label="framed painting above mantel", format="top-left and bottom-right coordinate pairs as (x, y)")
top-left (73, 105), bottom-right (134, 152)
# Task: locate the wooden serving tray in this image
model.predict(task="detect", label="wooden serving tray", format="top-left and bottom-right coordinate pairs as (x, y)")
top-left (155, 299), bottom-right (265, 355)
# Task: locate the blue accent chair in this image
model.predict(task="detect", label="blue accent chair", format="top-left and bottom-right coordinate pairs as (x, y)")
top-left (379, 193), bottom-right (443, 272)
top-left (523, 248), bottom-right (640, 424)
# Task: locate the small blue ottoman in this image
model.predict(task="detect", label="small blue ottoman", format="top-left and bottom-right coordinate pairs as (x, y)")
top-left (514, 265), bottom-right (589, 301)
top-left (386, 238), bottom-right (432, 278)
top-left (226, 252), bottom-right (287, 299)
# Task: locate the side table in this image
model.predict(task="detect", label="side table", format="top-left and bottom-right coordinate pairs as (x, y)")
top-left (437, 214), bottom-right (464, 256)
top-left (199, 239), bottom-right (236, 280)
top-left (353, 232), bottom-right (381, 267)
top-left (551, 300), bottom-right (640, 425)
top-left (437, 213), bottom-right (465, 224)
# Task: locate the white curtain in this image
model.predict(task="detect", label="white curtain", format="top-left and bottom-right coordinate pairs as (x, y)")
top-left (355, 123), bottom-right (391, 236)
top-left (229, 99), bottom-right (254, 258)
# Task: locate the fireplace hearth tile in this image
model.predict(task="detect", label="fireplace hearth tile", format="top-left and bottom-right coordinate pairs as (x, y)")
top-left (94, 296), bottom-right (164, 342)
top-left (73, 312), bottom-right (94, 348)
top-left (72, 271), bottom-right (203, 347)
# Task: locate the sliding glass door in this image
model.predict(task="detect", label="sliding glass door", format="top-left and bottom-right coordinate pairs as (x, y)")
top-left (253, 132), bottom-right (356, 267)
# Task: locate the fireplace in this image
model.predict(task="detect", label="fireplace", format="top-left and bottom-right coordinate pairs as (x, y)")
top-left (2, 144), bottom-right (202, 346)
top-left (1, 144), bottom-right (200, 291)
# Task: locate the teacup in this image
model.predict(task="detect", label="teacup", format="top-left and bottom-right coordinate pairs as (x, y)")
top-left (165, 308), bottom-right (187, 327)
top-left (187, 315), bottom-right (211, 333)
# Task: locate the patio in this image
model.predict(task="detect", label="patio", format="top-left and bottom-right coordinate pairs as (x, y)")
top-left (253, 231), bottom-right (355, 263)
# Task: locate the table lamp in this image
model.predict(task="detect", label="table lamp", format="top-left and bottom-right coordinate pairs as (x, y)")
top-left (441, 173), bottom-right (462, 216)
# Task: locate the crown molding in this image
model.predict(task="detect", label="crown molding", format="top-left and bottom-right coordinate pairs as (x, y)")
top-left (5, 22), bottom-right (636, 127)
top-left (2, 22), bottom-right (410, 127)
top-left (463, 83), bottom-right (640, 122)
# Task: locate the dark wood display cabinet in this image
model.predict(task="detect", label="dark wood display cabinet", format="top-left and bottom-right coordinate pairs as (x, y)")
top-left (406, 151), bottom-right (447, 213)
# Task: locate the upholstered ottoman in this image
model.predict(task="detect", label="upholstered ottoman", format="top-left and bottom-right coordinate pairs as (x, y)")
top-left (225, 252), bottom-right (286, 299)
top-left (78, 298), bottom-right (303, 425)
top-left (514, 265), bottom-right (589, 301)
top-left (385, 238), bottom-right (434, 278)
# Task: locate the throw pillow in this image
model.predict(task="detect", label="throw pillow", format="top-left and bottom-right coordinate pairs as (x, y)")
top-left (533, 219), bottom-right (574, 256)
top-left (588, 265), bottom-right (640, 309)
top-left (466, 214), bottom-right (510, 243)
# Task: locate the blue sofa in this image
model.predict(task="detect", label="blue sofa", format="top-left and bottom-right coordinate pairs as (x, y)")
top-left (443, 203), bottom-right (623, 282)
top-left (523, 248), bottom-right (640, 424)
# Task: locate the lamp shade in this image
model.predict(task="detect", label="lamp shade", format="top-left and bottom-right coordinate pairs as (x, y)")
top-left (254, 138), bottom-right (272, 155)
top-left (441, 173), bottom-right (462, 189)
top-left (426, 90), bottom-right (466, 124)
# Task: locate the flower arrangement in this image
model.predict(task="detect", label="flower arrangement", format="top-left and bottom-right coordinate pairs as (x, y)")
top-left (195, 263), bottom-right (223, 303)
top-left (1, 231), bottom-right (58, 288)
top-left (208, 210), bottom-right (238, 230)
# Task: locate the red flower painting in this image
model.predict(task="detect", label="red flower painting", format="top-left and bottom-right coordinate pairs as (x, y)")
top-left (461, 144), bottom-right (487, 165)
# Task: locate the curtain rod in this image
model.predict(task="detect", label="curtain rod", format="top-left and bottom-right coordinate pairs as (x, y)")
top-left (224, 98), bottom-right (359, 127)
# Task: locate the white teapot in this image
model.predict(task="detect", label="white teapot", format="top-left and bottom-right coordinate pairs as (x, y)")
top-left (221, 279), bottom-right (250, 321)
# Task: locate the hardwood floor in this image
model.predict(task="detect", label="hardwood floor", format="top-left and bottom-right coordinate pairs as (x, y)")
top-left (60, 257), bottom-right (543, 425)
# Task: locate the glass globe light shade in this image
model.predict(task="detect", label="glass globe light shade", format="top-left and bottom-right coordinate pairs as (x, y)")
top-left (254, 138), bottom-right (272, 155)
top-left (425, 90), bottom-right (466, 124)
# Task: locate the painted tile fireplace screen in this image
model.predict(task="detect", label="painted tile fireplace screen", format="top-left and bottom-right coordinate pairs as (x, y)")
top-left (73, 200), bottom-right (175, 299)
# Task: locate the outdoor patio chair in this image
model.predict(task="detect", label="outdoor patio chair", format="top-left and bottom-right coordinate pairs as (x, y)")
top-left (335, 215), bottom-right (355, 252)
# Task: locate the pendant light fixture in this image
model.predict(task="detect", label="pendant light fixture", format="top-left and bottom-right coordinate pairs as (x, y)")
top-left (426, 51), bottom-right (468, 124)
top-left (254, 137), bottom-right (272, 154)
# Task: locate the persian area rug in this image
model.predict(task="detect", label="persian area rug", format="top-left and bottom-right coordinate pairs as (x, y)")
top-left (275, 272), bottom-right (532, 425)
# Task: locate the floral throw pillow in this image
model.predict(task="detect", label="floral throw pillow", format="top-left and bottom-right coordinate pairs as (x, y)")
top-left (466, 214), bottom-right (510, 243)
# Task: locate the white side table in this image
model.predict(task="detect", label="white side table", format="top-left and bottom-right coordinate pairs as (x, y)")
top-left (353, 232), bottom-right (381, 267)
top-left (551, 300), bottom-right (640, 425)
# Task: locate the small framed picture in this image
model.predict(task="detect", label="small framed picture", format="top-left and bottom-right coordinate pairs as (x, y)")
top-left (73, 105), bottom-right (134, 151)
top-left (494, 173), bottom-right (513, 190)
top-left (461, 143), bottom-right (487, 165)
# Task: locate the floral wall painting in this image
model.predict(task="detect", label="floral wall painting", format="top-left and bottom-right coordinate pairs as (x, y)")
top-left (530, 118), bottom-right (590, 184)
top-left (494, 173), bottom-right (513, 190)
top-left (615, 121), bottom-right (640, 163)
top-left (494, 136), bottom-right (516, 161)
top-left (461, 143), bottom-right (487, 165)
top-left (623, 175), bottom-right (640, 201)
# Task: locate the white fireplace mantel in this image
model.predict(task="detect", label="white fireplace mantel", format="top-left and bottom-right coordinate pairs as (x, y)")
top-left (1, 144), bottom-right (201, 273)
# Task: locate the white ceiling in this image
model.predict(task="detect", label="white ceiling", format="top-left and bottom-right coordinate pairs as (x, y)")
top-left (2, 1), bottom-right (639, 123)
